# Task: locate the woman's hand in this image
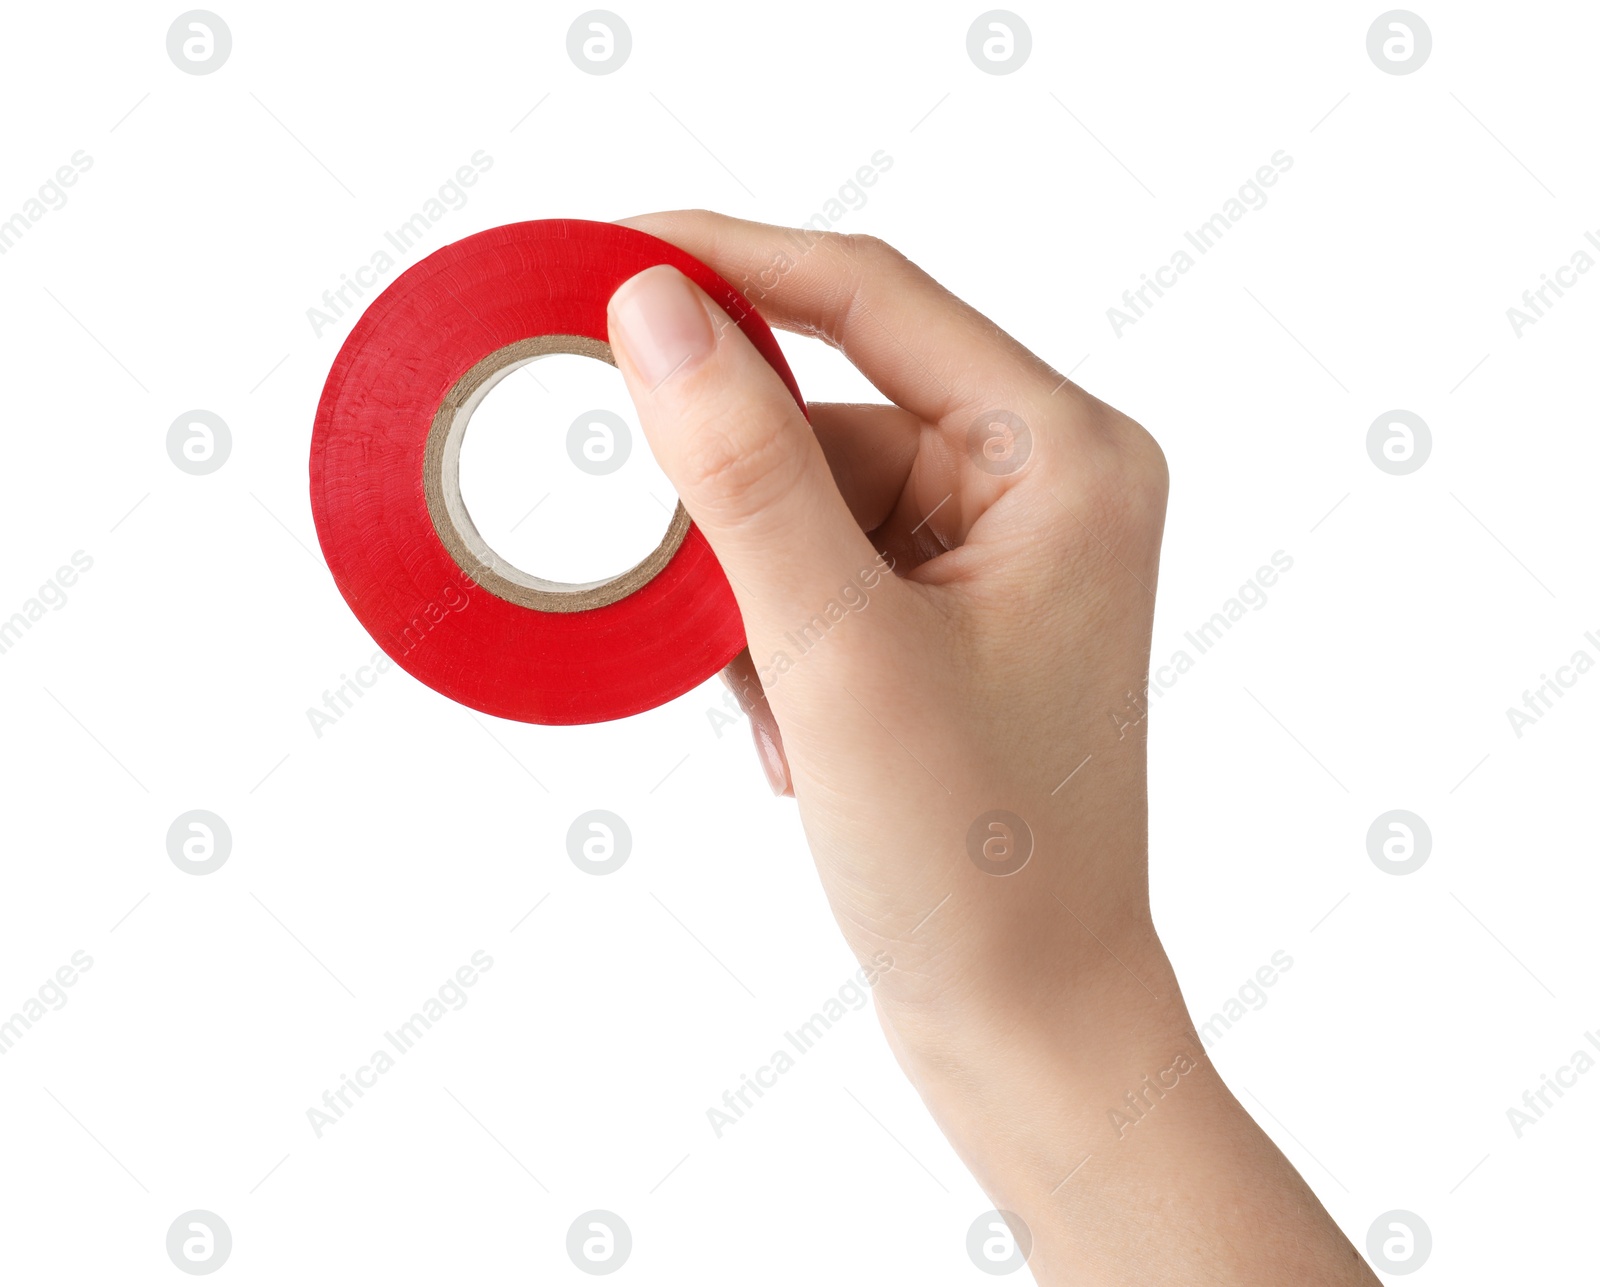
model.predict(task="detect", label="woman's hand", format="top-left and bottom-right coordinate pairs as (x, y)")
top-left (606, 211), bottom-right (1377, 1286)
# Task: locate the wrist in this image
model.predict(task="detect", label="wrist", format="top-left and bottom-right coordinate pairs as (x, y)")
top-left (874, 934), bottom-right (1375, 1287)
top-left (873, 905), bottom-right (1181, 1067)
top-left (874, 924), bottom-right (1204, 1193)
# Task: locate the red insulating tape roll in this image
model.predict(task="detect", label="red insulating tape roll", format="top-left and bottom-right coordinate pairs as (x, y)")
top-left (310, 219), bottom-right (806, 724)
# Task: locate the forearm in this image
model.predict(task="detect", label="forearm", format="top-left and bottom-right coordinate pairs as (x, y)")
top-left (878, 933), bottom-right (1379, 1286)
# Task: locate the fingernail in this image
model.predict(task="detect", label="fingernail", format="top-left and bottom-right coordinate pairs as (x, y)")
top-left (608, 265), bottom-right (716, 388)
top-left (751, 718), bottom-right (791, 797)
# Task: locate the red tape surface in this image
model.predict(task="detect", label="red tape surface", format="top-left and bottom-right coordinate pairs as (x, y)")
top-left (310, 219), bottom-right (805, 724)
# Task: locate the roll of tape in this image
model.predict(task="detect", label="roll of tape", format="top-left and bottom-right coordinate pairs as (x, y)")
top-left (310, 219), bottom-right (805, 724)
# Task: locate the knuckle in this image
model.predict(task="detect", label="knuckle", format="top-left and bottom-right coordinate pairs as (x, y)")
top-left (807, 233), bottom-right (913, 345)
top-left (836, 232), bottom-right (913, 278)
top-left (1118, 419), bottom-right (1170, 499)
top-left (838, 231), bottom-right (895, 261)
top-left (1064, 412), bottom-right (1169, 537)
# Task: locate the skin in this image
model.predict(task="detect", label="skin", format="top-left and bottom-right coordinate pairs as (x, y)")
top-left (604, 211), bottom-right (1380, 1286)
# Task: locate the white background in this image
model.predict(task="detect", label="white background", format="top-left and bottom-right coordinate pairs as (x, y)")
top-left (2, 0), bottom-right (1595, 1281)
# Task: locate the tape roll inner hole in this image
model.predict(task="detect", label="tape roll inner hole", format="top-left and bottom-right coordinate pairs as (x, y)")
top-left (425, 336), bottom-right (690, 613)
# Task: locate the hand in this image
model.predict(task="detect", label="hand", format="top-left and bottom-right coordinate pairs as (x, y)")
top-left (606, 211), bottom-right (1377, 1286)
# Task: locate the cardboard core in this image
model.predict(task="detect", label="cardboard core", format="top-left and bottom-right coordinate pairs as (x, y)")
top-left (424, 336), bottom-right (689, 612)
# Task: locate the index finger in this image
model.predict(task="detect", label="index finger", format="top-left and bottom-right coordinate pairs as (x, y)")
top-left (615, 210), bottom-right (1073, 428)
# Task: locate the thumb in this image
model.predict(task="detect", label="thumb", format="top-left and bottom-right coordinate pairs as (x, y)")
top-left (606, 264), bottom-right (882, 631)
